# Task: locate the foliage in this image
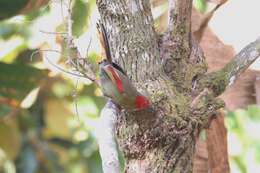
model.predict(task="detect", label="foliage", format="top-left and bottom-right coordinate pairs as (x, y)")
top-left (0, 0), bottom-right (105, 172)
top-left (0, 0), bottom-right (28, 20)
top-left (226, 105), bottom-right (260, 173)
top-left (194, 0), bottom-right (207, 13)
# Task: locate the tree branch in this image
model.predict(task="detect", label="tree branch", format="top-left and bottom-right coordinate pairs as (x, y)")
top-left (199, 37), bottom-right (260, 96)
top-left (97, 100), bottom-right (120, 173)
top-left (167, 0), bottom-right (192, 56)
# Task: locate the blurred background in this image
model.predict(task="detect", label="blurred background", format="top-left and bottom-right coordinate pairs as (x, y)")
top-left (0, 0), bottom-right (260, 173)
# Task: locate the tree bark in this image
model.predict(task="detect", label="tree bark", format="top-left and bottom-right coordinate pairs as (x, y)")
top-left (96, 0), bottom-right (260, 172)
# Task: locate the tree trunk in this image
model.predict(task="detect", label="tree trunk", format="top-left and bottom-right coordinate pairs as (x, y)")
top-left (96, 0), bottom-right (260, 172)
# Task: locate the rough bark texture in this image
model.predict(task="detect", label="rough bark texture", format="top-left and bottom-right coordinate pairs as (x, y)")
top-left (96, 0), bottom-right (260, 172)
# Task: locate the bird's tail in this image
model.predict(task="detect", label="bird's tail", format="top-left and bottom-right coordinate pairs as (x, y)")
top-left (97, 21), bottom-right (112, 63)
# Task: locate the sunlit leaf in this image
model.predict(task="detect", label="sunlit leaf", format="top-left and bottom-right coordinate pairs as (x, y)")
top-left (72, 0), bottom-right (94, 37)
top-left (20, 87), bottom-right (40, 108)
top-left (52, 82), bottom-right (74, 98)
top-left (232, 156), bottom-right (247, 173)
top-left (0, 22), bottom-right (30, 40)
top-left (0, 37), bottom-right (27, 63)
top-left (73, 130), bottom-right (89, 142)
top-left (0, 120), bottom-right (21, 160)
top-left (76, 97), bottom-right (98, 118)
top-left (247, 105), bottom-right (260, 121)
top-left (80, 84), bottom-right (106, 111)
top-left (226, 111), bottom-right (240, 130)
top-left (0, 149), bottom-right (16, 173)
top-left (255, 143), bottom-right (260, 163)
top-left (194, 0), bottom-right (207, 13)
top-left (44, 99), bottom-right (73, 139)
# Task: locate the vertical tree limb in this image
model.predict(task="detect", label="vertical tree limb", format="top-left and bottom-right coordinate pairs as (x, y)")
top-left (167, 0), bottom-right (192, 58)
top-left (97, 0), bottom-right (160, 82)
top-left (168, 0), bottom-right (192, 39)
top-left (97, 100), bottom-right (120, 173)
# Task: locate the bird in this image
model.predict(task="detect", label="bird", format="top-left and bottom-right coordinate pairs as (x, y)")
top-left (97, 21), bottom-right (150, 110)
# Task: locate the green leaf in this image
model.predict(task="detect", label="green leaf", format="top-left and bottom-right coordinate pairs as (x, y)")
top-left (226, 111), bottom-right (239, 130)
top-left (0, 104), bottom-right (12, 118)
top-left (0, 120), bottom-right (21, 160)
top-left (194, 0), bottom-right (207, 13)
top-left (247, 105), bottom-right (260, 121)
top-left (0, 0), bottom-right (29, 20)
top-left (0, 0), bottom-right (49, 21)
top-left (72, 0), bottom-right (91, 37)
top-left (0, 22), bottom-right (30, 40)
top-left (0, 62), bottom-right (47, 101)
top-left (76, 96), bottom-right (99, 118)
top-left (232, 156), bottom-right (247, 173)
top-left (254, 142), bottom-right (260, 163)
top-left (86, 151), bottom-right (102, 173)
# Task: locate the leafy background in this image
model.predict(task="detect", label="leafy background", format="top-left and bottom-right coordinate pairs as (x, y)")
top-left (0, 0), bottom-right (260, 173)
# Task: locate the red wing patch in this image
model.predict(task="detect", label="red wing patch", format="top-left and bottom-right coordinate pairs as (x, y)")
top-left (135, 95), bottom-right (150, 109)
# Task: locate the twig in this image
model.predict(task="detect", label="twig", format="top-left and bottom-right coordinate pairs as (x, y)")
top-left (72, 78), bottom-right (80, 121)
top-left (30, 49), bottom-right (89, 79)
top-left (39, 30), bottom-right (68, 35)
top-left (96, 100), bottom-right (120, 173)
